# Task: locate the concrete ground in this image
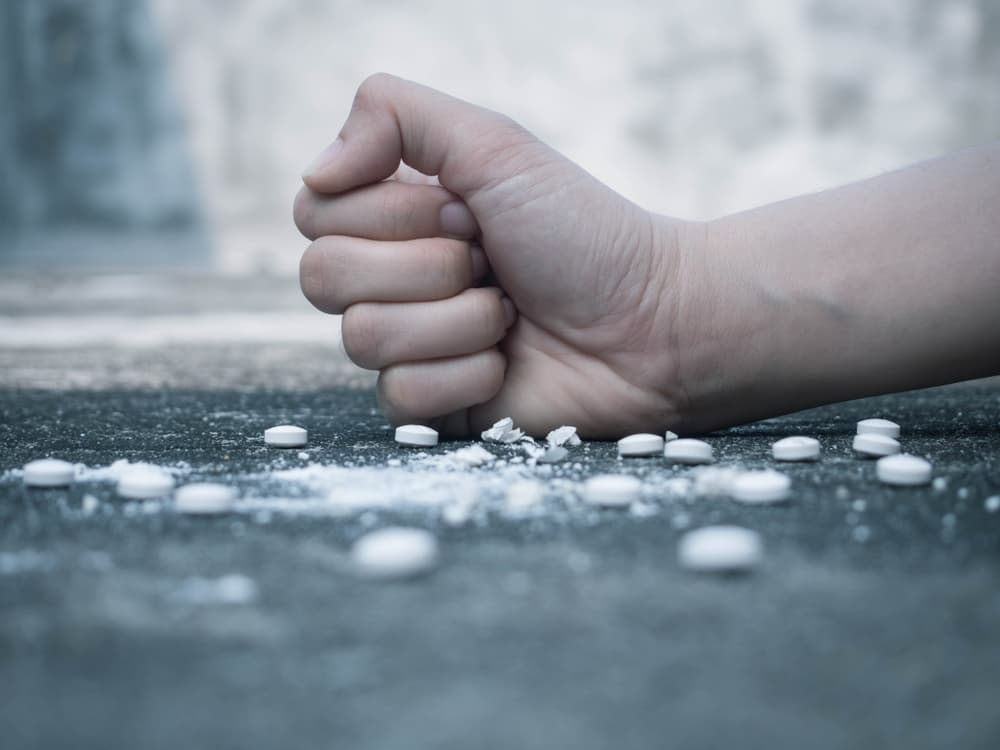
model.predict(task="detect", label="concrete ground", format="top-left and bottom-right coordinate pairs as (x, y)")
top-left (1, 273), bottom-right (999, 750)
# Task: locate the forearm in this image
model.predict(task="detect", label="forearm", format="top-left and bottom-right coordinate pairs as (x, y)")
top-left (675, 143), bottom-right (1000, 431)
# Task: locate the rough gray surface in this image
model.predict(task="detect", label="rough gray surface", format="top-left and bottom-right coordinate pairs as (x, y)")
top-left (2, 381), bottom-right (999, 750)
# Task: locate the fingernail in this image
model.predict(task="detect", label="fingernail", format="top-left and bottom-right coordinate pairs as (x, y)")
top-left (302, 137), bottom-right (344, 180)
top-left (501, 296), bottom-right (517, 328)
top-left (440, 200), bottom-right (478, 237)
top-left (469, 245), bottom-right (489, 281)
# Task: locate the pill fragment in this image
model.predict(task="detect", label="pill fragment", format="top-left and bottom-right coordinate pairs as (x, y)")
top-left (351, 527), bottom-right (439, 579)
top-left (264, 424), bottom-right (308, 448)
top-left (117, 468), bottom-right (175, 499)
top-left (537, 446), bottom-right (569, 464)
top-left (678, 526), bottom-right (763, 573)
top-left (857, 418), bottom-right (900, 439)
top-left (985, 496), bottom-right (1000, 513)
top-left (664, 438), bottom-right (714, 465)
top-left (772, 436), bottom-right (820, 462)
top-left (730, 469), bottom-right (791, 504)
top-left (664, 431), bottom-right (679, 443)
top-left (582, 474), bottom-right (642, 508)
top-left (394, 424), bottom-right (439, 447)
top-left (876, 454), bottom-right (933, 486)
top-left (546, 425), bottom-right (581, 447)
top-left (22, 458), bottom-right (75, 488)
top-left (175, 483), bottom-right (237, 514)
top-left (618, 433), bottom-right (665, 457)
top-left (852, 433), bottom-right (900, 458)
top-left (481, 417), bottom-right (524, 443)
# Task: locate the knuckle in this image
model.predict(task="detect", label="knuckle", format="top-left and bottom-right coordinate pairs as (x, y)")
top-left (355, 72), bottom-right (396, 109)
top-left (292, 186), bottom-right (316, 238)
top-left (467, 289), bottom-right (505, 339)
top-left (341, 304), bottom-right (383, 369)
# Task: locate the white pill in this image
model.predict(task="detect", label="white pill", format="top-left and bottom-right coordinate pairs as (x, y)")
top-left (772, 436), bottom-right (820, 462)
top-left (117, 469), bottom-right (175, 499)
top-left (857, 418), bottom-right (900, 439)
top-left (22, 458), bottom-right (75, 488)
top-left (394, 424), bottom-right (439, 447)
top-left (876, 454), bottom-right (933, 486)
top-left (730, 469), bottom-right (791, 504)
top-left (264, 424), bottom-right (308, 448)
top-left (351, 527), bottom-right (439, 579)
top-left (618, 433), bottom-right (665, 457)
top-left (852, 433), bottom-right (900, 458)
top-left (582, 474), bottom-right (642, 508)
top-left (175, 483), bottom-right (236, 514)
top-left (664, 438), bottom-right (714, 465)
top-left (678, 526), bottom-right (763, 573)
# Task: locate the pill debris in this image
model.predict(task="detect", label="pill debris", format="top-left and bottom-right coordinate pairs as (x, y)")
top-left (852, 433), bottom-right (900, 458)
top-left (857, 418), bottom-right (900, 439)
top-left (481, 417), bottom-right (524, 443)
top-left (876, 454), bottom-right (933, 486)
top-left (117, 467), bottom-right (175, 499)
top-left (985, 496), bottom-right (1000, 513)
top-left (504, 480), bottom-right (545, 516)
top-left (264, 424), bottom-right (308, 448)
top-left (546, 425), bottom-right (581, 447)
top-left (730, 469), bottom-right (791, 504)
top-left (772, 436), bottom-right (820, 462)
top-left (678, 526), bottom-right (763, 573)
top-left (664, 431), bottom-right (679, 443)
top-left (582, 474), bottom-right (642, 508)
top-left (537, 446), bottom-right (569, 464)
top-left (22, 458), bottom-right (75, 488)
top-left (443, 445), bottom-right (493, 465)
top-left (351, 527), bottom-right (439, 579)
top-left (175, 483), bottom-right (237, 514)
top-left (664, 438), bottom-right (714, 465)
top-left (618, 433), bottom-right (665, 457)
top-left (394, 424), bottom-right (439, 447)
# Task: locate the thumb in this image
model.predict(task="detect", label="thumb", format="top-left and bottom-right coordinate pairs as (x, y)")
top-left (302, 73), bottom-right (535, 199)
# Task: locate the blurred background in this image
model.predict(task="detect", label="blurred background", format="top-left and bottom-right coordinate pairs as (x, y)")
top-left (1, 0), bottom-right (998, 383)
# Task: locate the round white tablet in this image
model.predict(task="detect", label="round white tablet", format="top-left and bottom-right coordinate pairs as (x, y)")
top-left (852, 433), bottom-right (900, 458)
top-left (394, 424), bottom-right (439, 447)
top-left (857, 418), bottom-right (900, 439)
top-left (582, 474), bottom-right (642, 508)
top-left (117, 468), bottom-right (175, 499)
top-left (772, 436), bottom-right (820, 462)
top-left (174, 483), bottom-right (237, 514)
top-left (22, 458), bottom-right (75, 488)
top-left (264, 424), bottom-right (308, 448)
top-left (664, 438), bottom-right (714, 465)
top-left (351, 527), bottom-right (439, 579)
top-left (876, 454), bottom-right (932, 486)
top-left (730, 469), bottom-right (791, 504)
top-left (678, 526), bottom-right (763, 572)
top-left (618, 433), bottom-right (665, 457)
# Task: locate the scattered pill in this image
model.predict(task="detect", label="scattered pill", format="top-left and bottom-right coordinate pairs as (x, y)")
top-left (394, 424), bottom-right (439, 447)
top-left (985, 496), bottom-right (1000, 513)
top-left (582, 474), bottom-right (642, 508)
top-left (852, 433), bottom-right (900, 458)
top-left (264, 424), bottom-right (308, 448)
top-left (664, 438), bottom-right (714, 465)
top-left (857, 418), bottom-right (900, 439)
top-left (537, 446), bottom-right (569, 464)
top-left (876, 454), bottom-right (933, 486)
top-left (618, 433), bottom-right (665, 457)
top-left (730, 469), bottom-right (791, 504)
top-left (546, 425), bottom-right (581, 447)
top-left (175, 483), bottom-right (237, 514)
top-left (481, 417), bottom-right (524, 443)
top-left (772, 436), bottom-right (820, 462)
top-left (22, 458), bottom-right (75, 488)
top-left (117, 468), bottom-right (175, 499)
top-left (678, 526), bottom-right (763, 573)
top-left (351, 527), bottom-right (439, 579)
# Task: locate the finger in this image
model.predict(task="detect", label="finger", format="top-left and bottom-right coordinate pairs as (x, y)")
top-left (377, 348), bottom-right (507, 424)
top-left (302, 73), bottom-right (539, 199)
top-left (300, 236), bottom-right (489, 314)
top-left (293, 181), bottom-right (479, 241)
top-left (341, 287), bottom-right (516, 370)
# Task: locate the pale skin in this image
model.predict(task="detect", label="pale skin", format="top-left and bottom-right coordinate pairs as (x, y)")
top-left (294, 73), bottom-right (1000, 439)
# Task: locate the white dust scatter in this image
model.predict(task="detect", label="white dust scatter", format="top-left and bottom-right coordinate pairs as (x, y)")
top-left (689, 466), bottom-right (744, 497)
top-left (985, 496), bottom-right (1000, 513)
top-left (0, 550), bottom-right (57, 575)
top-left (170, 574), bottom-right (258, 605)
top-left (2, 459), bottom-right (189, 484)
top-left (503, 480), bottom-right (545, 517)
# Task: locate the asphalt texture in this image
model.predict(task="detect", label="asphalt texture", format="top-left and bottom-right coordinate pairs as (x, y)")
top-left (2, 379), bottom-right (999, 750)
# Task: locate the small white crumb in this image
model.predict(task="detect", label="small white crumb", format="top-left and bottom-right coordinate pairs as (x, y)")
top-left (351, 527), bottom-right (439, 579)
top-left (546, 426), bottom-right (581, 447)
top-left (835, 485), bottom-right (850, 500)
top-left (985, 496), bottom-right (1000, 513)
top-left (442, 502), bottom-right (473, 527)
top-left (386, 458), bottom-right (402, 467)
top-left (957, 487), bottom-right (970, 499)
top-left (504, 480), bottom-right (544, 516)
top-left (852, 525), bottom-right (872, 543)
top-left (851, 499), bottom-right (867, 512)
top-left (297, 451), bottom-right (309, 460)
top-left (932, 477), bottom-right (948, 491)
top-left (81, 494), bottom-right (100, 515)
top-left (664, 431), bottom-right (679, 443)
top-left (172, 574), bottom-right (258, 605)
top-left (445, 445), bottom-right (495, 466)
top-left (678, 526), bottom-right (763, 573)
top-left (537, 446), bottom-right (569, 464)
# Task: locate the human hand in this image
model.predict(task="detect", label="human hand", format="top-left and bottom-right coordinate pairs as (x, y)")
top-left (294, 74), bottom-right (700, 438)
